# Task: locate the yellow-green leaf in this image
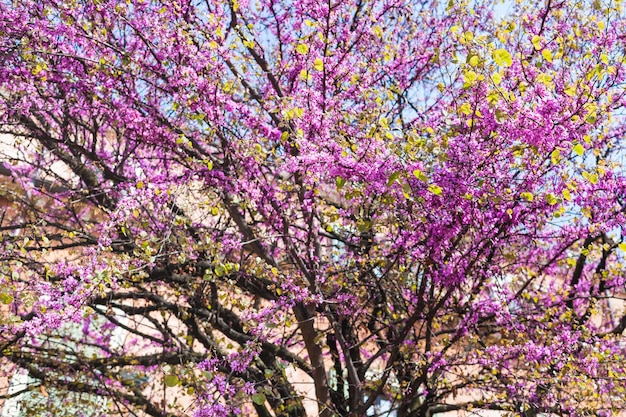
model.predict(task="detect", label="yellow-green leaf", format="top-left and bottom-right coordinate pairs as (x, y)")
top-left (314, 58), bottom-right (324, 71)
top-left (412, 169), bottom-right (428, 182)
top-left (32, 64), bottom-right (44, 75)
top-left (564, 85), bottom-right (576, 96)
top-left (520, 192), bottom-right (534, 202)
top-left (562, 188), bottom-right (571, 201)
top-left (463, 70), bottom-right (478, 83)
top-left (296, 43), bottom-right (309, 55)
top-left (582, 171), bottom-right (598, 184)
top-left (428, 184), bottom-right (443, 196)
top-left (619, 243), bottom-right (626, 252)
top-left (459, 102), bottom-right (472, 116)
top-left (535, 72), bottom-right (553, 86)
top-left (541, 49), bottom-right (553, 63)
top-left (545, 193), bottom-right (558, 206)
top-left (0, 293), bottom-right (13, 305)
top-left (573, 143), bottom-right (585, 156)
top-left (164, 375), bottom-right (179, 387)
top-left (493, 49), bottom-right (512, 67)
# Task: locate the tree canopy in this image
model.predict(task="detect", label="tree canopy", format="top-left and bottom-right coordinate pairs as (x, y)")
top-left (1, 0), bottom-right (626, 416)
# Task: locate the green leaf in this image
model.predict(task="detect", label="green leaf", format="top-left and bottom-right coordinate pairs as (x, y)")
top-left (252, 393), bottom-right (266, 405)
top-left (164, 375), bottom-right (179, 387)
top-left (387, 171), bottom-right (401, 186)
top-left (335, 176), bottom-right (346, 189)
top-left (493, 49), bottom-right (512, 67)
top-left (402, 183), bottom-right (411, 199)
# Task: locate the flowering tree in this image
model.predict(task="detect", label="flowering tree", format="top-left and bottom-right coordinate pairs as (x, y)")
top-left (0, 0), bottom-right (626, 416)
